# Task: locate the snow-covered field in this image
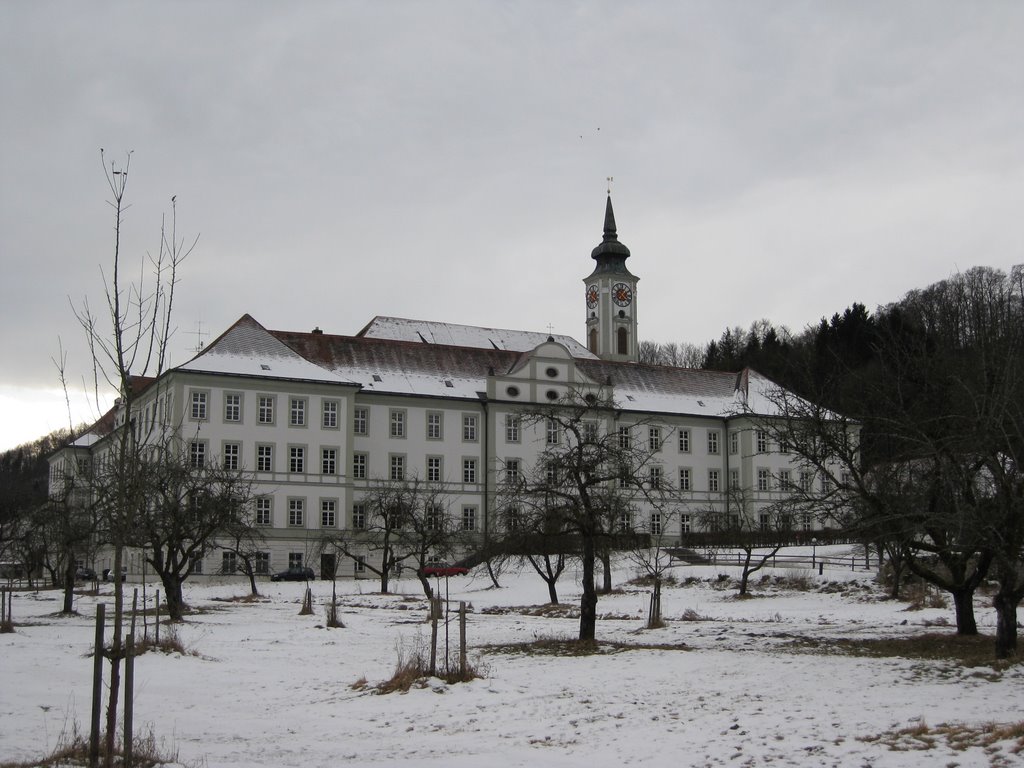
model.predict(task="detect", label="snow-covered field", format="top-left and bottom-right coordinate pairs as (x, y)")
top-left (2, 547), bottom-right (1021, 768)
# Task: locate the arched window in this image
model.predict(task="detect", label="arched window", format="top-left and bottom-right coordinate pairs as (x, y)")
top-left (588, 328), bottom-right (598, 354)
top-left (617, 327), bottom-right (628, 355)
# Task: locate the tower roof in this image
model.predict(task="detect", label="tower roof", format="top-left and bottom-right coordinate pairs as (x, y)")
top-left (589, 194), bottom-right (633, 276)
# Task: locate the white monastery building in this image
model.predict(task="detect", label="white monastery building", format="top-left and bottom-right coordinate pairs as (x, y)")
top-left (51, 196), bottom-right (834, 579)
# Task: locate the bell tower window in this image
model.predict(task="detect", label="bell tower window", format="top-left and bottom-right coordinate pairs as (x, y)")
top-left (588, 328), bottom-right (598, 354)
top-left (617, 327), bottom-right (628, 355)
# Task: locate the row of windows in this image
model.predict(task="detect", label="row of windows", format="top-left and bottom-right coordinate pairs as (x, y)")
top-left (191, 391), bottom-right (787, 459)
top-left (253, 496), bottom-right (479, 531)
top-left (190, 391), bottom-right (341, 429)
top-left (191, 438), bottom-right (841, 494)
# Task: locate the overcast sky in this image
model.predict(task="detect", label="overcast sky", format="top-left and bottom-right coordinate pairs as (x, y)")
top-left (2, 1), bottom-right (1023, 452)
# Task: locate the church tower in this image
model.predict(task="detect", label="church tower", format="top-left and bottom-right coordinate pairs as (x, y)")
top-left (583, 194), bottom-right (639, 362)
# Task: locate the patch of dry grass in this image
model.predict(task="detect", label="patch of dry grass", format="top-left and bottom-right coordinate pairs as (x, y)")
top-left (0, 725), bottom-right (181, 768)
top-left (860, 717), bottom-right (1024, 765)
top-left (785, 631), bottom-right (1020, 670)
top-left (484, 636), bottom-right (690, 657)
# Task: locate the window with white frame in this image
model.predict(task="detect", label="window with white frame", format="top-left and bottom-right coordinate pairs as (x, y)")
top-left (650, 512), bottom-right (663, 535)
top-left (390, 454), bottom-right (405, 481)
top-left (649, 426), bottom-right (662, 452)
top-left (680, 514), bottom-right (691, 533)
top-left (322, 400), bottom-right (338, 429)
top-left (779, 440), bottom-right (790, 455)
top-left (462, 506), bottom-right (476, 531)
top-left (679, 467), bottom-right (691, 491)
top-left (426, 411), bottom-right (442, 440)
top-left (757, 468), bottom-right (770, 492)
top-left (802, 513), bottom-right (812, 532)
top-left (546, 418), bottom-right (559, 445)
top-left (189, 552), bottom-right (204, 574)
top-left (190, 391), bottom-right (208, 420)
top-left (462, 414), bottom-right (478, 442)
top-left (224, 393), bottom-right (241, 423)
top-left (390, 409), bottom-right (405, 438)
top-left (190, 441), bottom-right (206, 469)
top-left (618, 510), bottom-right (632, 533)
top-left (504, 458), bottom-right (520, 484)
top-left (506, 506), bottom-right (521, 531)
top-left (820, 475), bottom-right (832, 494)
top-left (779, 469), bottom-right (792, 491)
top-left (678, 429), bottom-right (690, 453)
top-left (288, 498), bottom-right (304, 527)
top-left (288, 552), bottom-right (303, 569)
top-left (730, 468), bottom-right (740, 490)
top-left (583, 421), bottom-right (599, 443)
top-left (463, 458), bottom-right (477, 484)
top-left (546, 462), bottom-right (559, 485)
top-left (759, 512), bottom-right (770, 531)
top-left (505, 414), bottom-right (520, 443)
top-left (426, 504), bottom-right (442, 531)
top-left (321, 499), bottom-right (336, 528)
top-left (352, 452), bottom-right (367, 479)
top-left (222, 551), bottom-right (237, 574)
top-left (321, 448), bottom-right (336, 475)
top-left (290, 397), bottom-right (306, 426)
top-left (708, 469), bottom-right (721, 493)
top-left (729, 430), bottom-right (739, 455)
top-left (258, 395), bottom-right (274, 424)
top-left (800, 471), bottom-right (813, 492)
top-left (255, 551), bottom-right (269, 575)
top-left (756, 430), bottom-right (768, 454)
top-left (619, 426), bottom-right (631, 449)
top-left (427, 456), bottom-right (442, 483)
top-left (354, 555), bottom-right (366, 574)
top-left (223, 442), bottom-right (240, 471)
top-left (352, 503), bottom-right (366, 529)
top-left (649, 466), bottom-right (662, 489)
top-left (257, 444), bottom-right (273, 472)
top-left (255, 496), bottom-right (272, 526)
top-left (840, 470), bottom-right (852, 488)
top-left (707, 430), bottom-right (720, 455)
top-left (289, 446), bottom-right (305, 474)
top-left (353, 407), bottom-right (368, 435)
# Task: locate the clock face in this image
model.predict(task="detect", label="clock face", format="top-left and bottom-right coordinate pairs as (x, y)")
top-left (612, 282), bottom-right (633, 307)
top-left (585, 285), bottom-right (598, 309)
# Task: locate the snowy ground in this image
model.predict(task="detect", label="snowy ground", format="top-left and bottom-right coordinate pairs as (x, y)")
top-left (2, 546), bottom-right (1022, 768)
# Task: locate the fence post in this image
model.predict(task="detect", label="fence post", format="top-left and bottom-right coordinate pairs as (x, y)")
top-left (155, 591), bottom-right (160, 645)
top-left (90, 603), bottom-right (105, 768)
top-left (429, 609), bottom-right (438, 676)
top-left (124, 633), bottom-right (134, 767)
top-left (458, 601), bottom-right (467, 679)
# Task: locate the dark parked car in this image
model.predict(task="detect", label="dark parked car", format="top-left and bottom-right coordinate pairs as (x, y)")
top-left (75, 566), bottom-right (97, 581)
top-left (270, 566), bottom-right (315, 582)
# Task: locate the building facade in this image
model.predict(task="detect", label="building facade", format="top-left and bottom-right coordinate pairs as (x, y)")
top-left (50, 196), bottom-right (844, 580)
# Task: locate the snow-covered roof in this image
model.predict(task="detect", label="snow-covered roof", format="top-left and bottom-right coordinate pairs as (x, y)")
top-left (177, 315), bottom-right (359, 385)
top-left (175, 314), bottom-right (797, 418)
top-left (357, 316), bottom-right (597, 359)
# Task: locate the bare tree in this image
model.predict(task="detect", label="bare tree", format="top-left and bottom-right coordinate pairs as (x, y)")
top-left (502, 388), bottom-right (667, 641)
top-left (130, 448), bottom-right (255, 620)
top-left (322, 477), bottom-right (457, 598)
top-left (69, 151), bottom-right (197, 762)
top-left (698, 488), bottom-right (793, 597)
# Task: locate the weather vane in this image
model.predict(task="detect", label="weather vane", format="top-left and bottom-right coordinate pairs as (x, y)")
top-left (606, 176), bottom-right (614, 194)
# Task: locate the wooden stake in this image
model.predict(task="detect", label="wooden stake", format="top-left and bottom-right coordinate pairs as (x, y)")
top-left (124, 634), bottom-right (134, 767)
top-left (90, 604), bottom-right (105, 768)
top-left (458, 601), bottom-right (467, 678)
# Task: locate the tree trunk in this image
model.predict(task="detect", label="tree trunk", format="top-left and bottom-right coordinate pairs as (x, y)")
top-left (546, 578), bottom-right (559, 605)
top-left (485, 559), bottom-right (501, 589)
top-left (578, 532), bottom-right (597, 641)
top-left (951, 587), bottom-right (978, 635)
top-left (62, 558), bottom-right (76, 614)
top-left (417, 572), bottom-right (434, 601)
top-left (159, 573), bottom-right (186, 622)
top-left (993, 589), bottom-right (1018, 659)
top-left (246, 567), bottom-right (259, 596)
top-left (738, 550), bottom-right (753, 596)
top-left (599, 550), bottom-right (612, 594)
